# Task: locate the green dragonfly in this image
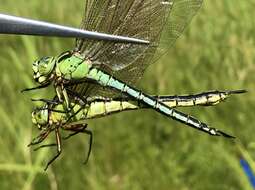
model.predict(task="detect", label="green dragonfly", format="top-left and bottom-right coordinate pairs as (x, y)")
top-left (0, 0), bottom-right (245, 169)
top-left (26, 0), bottom-right (225, 134)
top-left (31, 90), bottom-right (244, 170)
top-left (22, 0), bottom-right (246, 157)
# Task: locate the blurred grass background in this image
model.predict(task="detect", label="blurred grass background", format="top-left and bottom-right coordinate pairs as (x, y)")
top-left (0, 0), bottom-right (254, 189)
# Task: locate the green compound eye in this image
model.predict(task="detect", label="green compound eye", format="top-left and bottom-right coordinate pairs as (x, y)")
top-left (38, 57), bottom-right (55, 75)
top-left (32, 56), bottom-right (56, 84)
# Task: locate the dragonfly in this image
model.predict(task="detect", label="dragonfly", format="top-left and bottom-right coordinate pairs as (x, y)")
top-left (23, 0), bottom-right (227, 136)
top-left (0, 0), bottom-right (245, 169)
top-left (31, 90), bottom-right (244, 170)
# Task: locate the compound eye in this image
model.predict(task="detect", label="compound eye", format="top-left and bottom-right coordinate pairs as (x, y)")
top-left (32, 56), bottom-right (56, 84)
top-left (40, 56), bottom-right (51, 65)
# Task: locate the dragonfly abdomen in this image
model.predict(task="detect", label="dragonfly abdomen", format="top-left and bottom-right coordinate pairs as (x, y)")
top-left (88, 68), bottom-right (232, 137)
top-left (85, 100), bottom-right (139, 119)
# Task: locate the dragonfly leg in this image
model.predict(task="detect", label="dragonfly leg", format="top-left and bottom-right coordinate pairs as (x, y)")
top-left (44, 128), bottom-right (62, 171)
top-left (65, 105), bottom-right (85, 123)
top-left (31, 98), bottom-right (59, 105)
top-left (63, 90), bottom-right (100, 124)
top-left (62, 124), bottom-right (88, 140)
top-left (66, 88), bottom-right (88, 104)
top-left (62, 85), bottom-right (70, 109)
top-left (62, 124), bottom-right (93, 164)
top-left (33, 143), bottom-right (57, 151)
top-left (48, 102), bottom-right (77, 114)
top-left (32, 125), bottom-right (88, 150)
top-left (21, 83), bottom-right (51, 93)
top-left (56, 84), bottom-right (78, 110)
top-left (55, 85), bottom-right (65, 103)
top-left (28, 129), bottom-right (52, 146)
top-left (83, 129), bottom-right (93, 164)
top-left (60, 94), bottom-right (89, 123)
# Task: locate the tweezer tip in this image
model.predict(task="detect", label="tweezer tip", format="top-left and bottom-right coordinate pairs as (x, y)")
top-left (143, 40), bottom-right (150, 44)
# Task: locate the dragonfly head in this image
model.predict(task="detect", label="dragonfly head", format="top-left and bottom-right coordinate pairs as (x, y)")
top-left (32, 56), bottom-right (56, 85)
top-left (31, 106), bottom-right (49, 130)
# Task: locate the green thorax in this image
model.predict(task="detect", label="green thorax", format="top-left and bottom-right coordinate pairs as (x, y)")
top-left (56, 52), bottom-right (92, 80)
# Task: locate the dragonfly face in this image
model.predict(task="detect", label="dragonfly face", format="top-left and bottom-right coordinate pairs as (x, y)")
top-left (32, 56), bottom-right (56, 84)
top-left (31, 106), bottom-right (49, 130)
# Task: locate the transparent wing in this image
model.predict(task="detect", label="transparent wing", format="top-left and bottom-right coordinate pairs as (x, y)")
top-left (73, 0), bottom-right (203, 98)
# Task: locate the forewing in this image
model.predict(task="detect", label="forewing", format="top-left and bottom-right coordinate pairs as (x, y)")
top-left (74, 0), bottom-right (203, 98)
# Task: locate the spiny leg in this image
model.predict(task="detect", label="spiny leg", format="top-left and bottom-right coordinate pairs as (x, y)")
top-left (31, 98), bottom-right (59, 105)
top-left (63, 124), bottom-right (88, 140)
top-left (54, 80), bottom-right (93, 109)
top-left (55, 83), bottom-right (87, 109)
top-left (46, 103), bottom-right (77, 114)
top-left (33, 143), bottom-right (57, 151)
top-left (21, 83), bottom-right (51, 93)
top-left (64, 89), bottom-right (91, 123)
top-left (65, 105), bottom-right (85, 123)
top-left (44, 128), bottom-right (62, 171)
top-left (32, 125), bottom-right (88, 152)
top-left (32, 126), bottom-right (78, 151)
top-left (66, 88), bottom-right (89, 104)
top-left (62, 124), bottom-right (93, 164)
top-left (57, 84), bottom-right (71, 109)
top-left (28, 129), bottom-right (52, 147)
top-left (32, 99), bottom-right (77, 114)
top-left (32, 127), bottom-right (86, 152)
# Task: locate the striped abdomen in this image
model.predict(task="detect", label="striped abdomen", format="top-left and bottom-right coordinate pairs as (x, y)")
top-left (87, 68), bottom-right (234, 137)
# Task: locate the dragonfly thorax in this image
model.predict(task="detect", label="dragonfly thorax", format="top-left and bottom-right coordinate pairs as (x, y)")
top-left (55, 52), bottom-right (92, 81)
top-left (32, 56), bottom-right (56, 84)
